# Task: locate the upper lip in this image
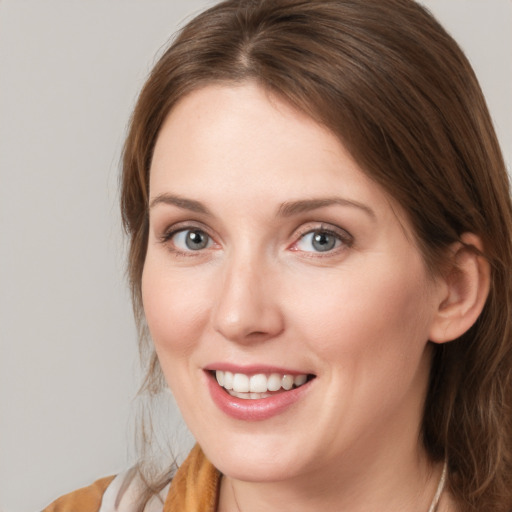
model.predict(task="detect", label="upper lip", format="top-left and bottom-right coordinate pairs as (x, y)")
top-left (203, 363), bottom-right (313, 376)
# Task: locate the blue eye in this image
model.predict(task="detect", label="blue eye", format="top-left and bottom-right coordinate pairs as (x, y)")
top-left (296, 230), bottom-right (343, 253)
top-left (171, 229), bottom-right (212, 251)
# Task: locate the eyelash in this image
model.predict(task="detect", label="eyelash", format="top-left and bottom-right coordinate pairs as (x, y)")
top-left (158, 222), bottom-right (353, 257)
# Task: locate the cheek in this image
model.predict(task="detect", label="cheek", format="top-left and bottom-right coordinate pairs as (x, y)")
top-left (288, 257), bottom-right (435, 363)
top-left (291, 259), bottom-right (435, 432)
top-left (141, 257), bottom-right (212, 359)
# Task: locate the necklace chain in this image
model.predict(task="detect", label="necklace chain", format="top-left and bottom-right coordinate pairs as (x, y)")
top-left (427, 461), bottom-right (448, 512)
top-left (230, 461), bottom-right (447, 512)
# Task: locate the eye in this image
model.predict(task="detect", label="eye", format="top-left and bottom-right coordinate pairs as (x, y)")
top-left (170, 229), bottom-right (213, 251)
top-left (294, 228), bottom-right (349, 253)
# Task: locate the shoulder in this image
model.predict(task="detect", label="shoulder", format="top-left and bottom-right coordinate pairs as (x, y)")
top-left (43, 475), bottom-right (115, 512)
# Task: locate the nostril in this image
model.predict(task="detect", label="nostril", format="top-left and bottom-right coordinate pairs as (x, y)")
top-left (247, 330), bottom-right (270, 338)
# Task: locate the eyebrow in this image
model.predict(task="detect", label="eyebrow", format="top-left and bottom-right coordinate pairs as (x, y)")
top-left (149, 193), bottom-right (375, 219)
top-left (149, 193), bottom-right (211, 215)
top-left (277, 197), bottom-right (375, 219)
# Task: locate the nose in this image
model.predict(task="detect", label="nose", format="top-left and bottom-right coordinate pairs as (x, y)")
top-left (212, 255), bottom-right (284, 344)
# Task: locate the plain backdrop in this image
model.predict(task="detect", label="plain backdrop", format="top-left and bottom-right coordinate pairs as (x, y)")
top-left (0, 1), bottom-right (510, 511)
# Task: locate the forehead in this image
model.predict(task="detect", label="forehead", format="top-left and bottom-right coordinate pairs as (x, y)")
top-left (152, 84), bottom-right (369, 196)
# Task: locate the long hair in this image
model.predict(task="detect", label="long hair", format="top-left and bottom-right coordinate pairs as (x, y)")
top-left (121, 1), bottom-right (512, 509)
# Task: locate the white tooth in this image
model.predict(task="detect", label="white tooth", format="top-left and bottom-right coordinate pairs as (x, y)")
top-left (216, 370), bottom-right (224, 386)
top-left (282, 374), bottom-right (294, 390)
top-left (294, 374), bottom-right (307, 387)
top-left (229, 390), bottom-right (248, 399)
top-left (267, 373), bottom-right (282, 392)
top-left (223, 371), bottom-right (234, 390)
top-left (249, 374), bottom-right (267, 393)
top-left (233, 373), bottom-right (250, 393)
top-left (228, 389), bottom-right (272, 400)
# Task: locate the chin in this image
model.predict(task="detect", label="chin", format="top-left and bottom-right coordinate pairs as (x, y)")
top-left (200, 432), bottom-right (308, 483)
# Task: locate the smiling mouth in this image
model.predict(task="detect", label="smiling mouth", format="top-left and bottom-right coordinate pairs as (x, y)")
top-left (211, 370), bottom-right (315, 400)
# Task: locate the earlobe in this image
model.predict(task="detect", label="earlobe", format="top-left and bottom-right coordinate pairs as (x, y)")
top-left (429, 233), bottom-right (490, 344)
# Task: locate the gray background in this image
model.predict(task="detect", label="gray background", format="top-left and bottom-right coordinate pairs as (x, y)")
top-left (0, 1), bottom-right (510, 511)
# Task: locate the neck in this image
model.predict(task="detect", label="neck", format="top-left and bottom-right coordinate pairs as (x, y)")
top-left (218, 438), bottom-right (446, 512)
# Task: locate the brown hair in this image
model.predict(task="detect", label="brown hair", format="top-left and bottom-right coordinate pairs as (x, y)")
top-left (121, 1), bottom-right (512, 510)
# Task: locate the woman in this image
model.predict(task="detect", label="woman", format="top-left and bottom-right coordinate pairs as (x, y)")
top-left (44, 0), bottom-right (512, 511)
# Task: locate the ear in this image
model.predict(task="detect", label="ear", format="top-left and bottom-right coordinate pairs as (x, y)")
top-left (429, 233), bottom-right (490, 344)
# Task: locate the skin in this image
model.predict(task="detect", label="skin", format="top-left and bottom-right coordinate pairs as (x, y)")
top-left (142, 83), bottom-right (453, 511)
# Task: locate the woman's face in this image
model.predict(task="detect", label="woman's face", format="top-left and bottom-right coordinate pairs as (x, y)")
top-left (142, 83), bottom-right (443, 484)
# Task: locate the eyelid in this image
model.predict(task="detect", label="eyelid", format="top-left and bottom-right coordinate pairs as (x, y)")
top-left (294, 222), bottom-right (352, 240)
top-left (158, 220), bottom-right (212, 243)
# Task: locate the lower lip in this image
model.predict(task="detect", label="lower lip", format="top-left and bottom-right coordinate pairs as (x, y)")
top-left (206, 372), bottom-right (313, 421)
